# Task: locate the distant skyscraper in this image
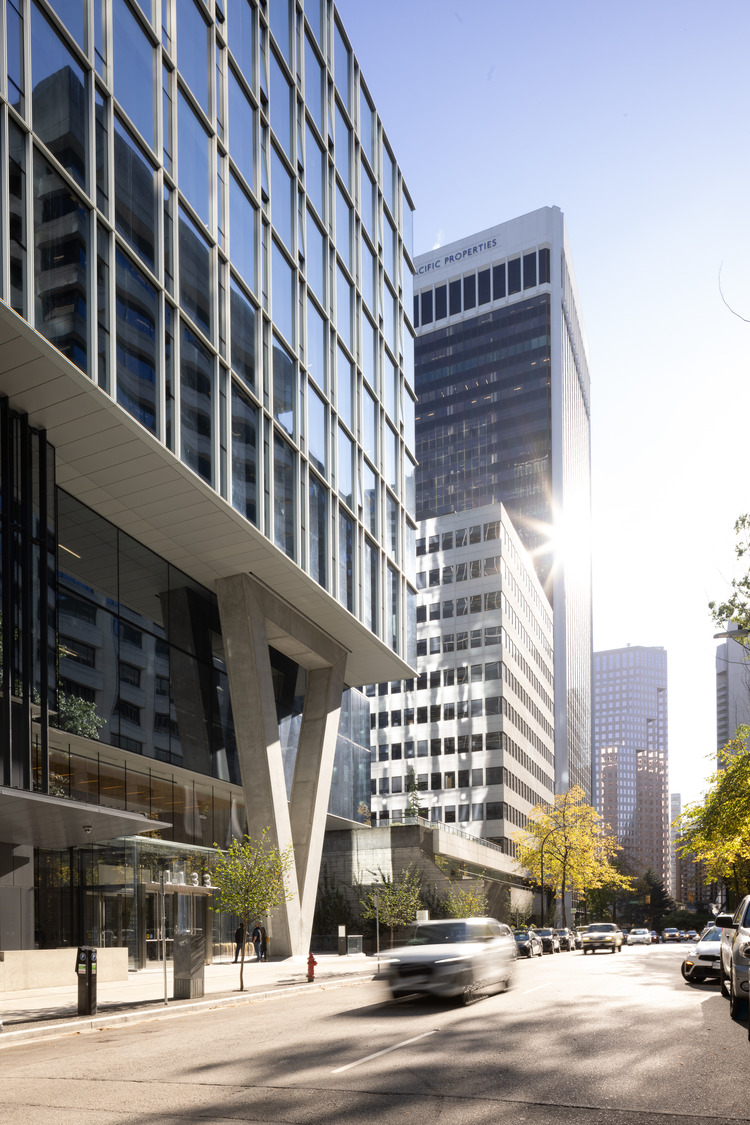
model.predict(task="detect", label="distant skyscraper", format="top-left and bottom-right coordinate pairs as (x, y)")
top-left (715, 624), bottom-right (750, 760)
top-left (593, 646), bottom-right (669, 884)
top-left (670, 793), bottom-right (681, 900)
top-left (412, 207), bottom-right (593, 799)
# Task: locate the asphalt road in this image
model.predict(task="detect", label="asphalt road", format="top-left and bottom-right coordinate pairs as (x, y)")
top-left (1, 944), bottom-right (747, 1125)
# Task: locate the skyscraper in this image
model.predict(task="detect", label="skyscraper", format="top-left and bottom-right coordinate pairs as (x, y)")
top-left (413, 207), bottom-right (593, 799)
top-left (0, 0), bottom-right (415, 960)
top-left (593, 646), bottom-right (669, 884)
top-left (715, 625), bottom-right (750, 758)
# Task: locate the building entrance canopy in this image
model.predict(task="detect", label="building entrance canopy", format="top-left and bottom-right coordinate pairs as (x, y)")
top-left (0, 787), bottom-right (167, 849)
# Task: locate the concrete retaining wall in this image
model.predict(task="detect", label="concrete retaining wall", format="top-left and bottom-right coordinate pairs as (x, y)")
top-left (0, 947), bottom-right (129, 990)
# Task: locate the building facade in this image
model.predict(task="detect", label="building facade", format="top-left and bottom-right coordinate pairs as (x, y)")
top-left (368, 505), bottom-right (554, 861)
top-left (411, 208), bottom-right (593, 799)
top-left (593, 646), bottom-right (669, 884)
top-left (715, 625), bottom-right (750, 759)
top-left (0, 0), bottom-right (417, 961)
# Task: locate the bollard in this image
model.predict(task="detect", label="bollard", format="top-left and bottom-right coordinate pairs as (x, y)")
top-left (307, 952), bottom-right (317, 982)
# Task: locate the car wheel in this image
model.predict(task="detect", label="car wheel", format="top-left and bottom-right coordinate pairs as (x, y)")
top-left (720, 961), bottom-right (731, 999)
top-left (729, 972), bottom-right (746, 1020)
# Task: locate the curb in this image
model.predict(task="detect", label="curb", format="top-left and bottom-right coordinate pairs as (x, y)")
top-left (0, 973), bottom-right (376, 1050)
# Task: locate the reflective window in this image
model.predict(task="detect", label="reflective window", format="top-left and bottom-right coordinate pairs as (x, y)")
top-left (115, 248), bottom-right (157, 433)
top-left (333, 19), bottom-right (350, 111)
top-left (388, 564), bottom-right (398, 651)
top-left (420, 290), bottom-right (433, 326)
top-left (306, 211), bottom-right (325, 302)
top-left (384, 286), bottom-right (397, 355)
top-left (305, 35), bottom-right (324, 133)
top-left (336, 186), bottom-right (352, 270)
top-left (403, 193), bottom-right (413, 258)
top-left (272, 148), bottom-right (293, 250)
top-left (338, 508), bottom-right (353, 611)
top-left (383, 217), bottom-right (395, 283)
top-left (307, 386), bottom-right (327, 475)
top-left (435, 284), bottom-right (446, 321)
top-left (178, 0), bottom-right (209, 115)
top-left (523, 251), bottom-right (537, 289)
top-left (384, 354), bottom-right (397, 421)
top-left (7, 0), bottom-right (25, 113)
top-left (361, 238), bottom-right (375, 314)
top-left (338, 426), bottom-right (353, 508)
top-left (228, 66), bottom-right (255, 189)
top-left (272, 336), bottom-right (295, 436)
top-left (382, 144), bottom-right (395, 216)
top-left (362, 386), bottom-right (377, 461)
top-left (363, 462), bottom-right (377, 536)
top-left (230, 277), bottom-right (256, 390)
top-left (178, 90), bottom-right (210, 226)
top-left (31, 2), bottom-right (87, 187)
top-left (337, 344), bottom-right (353, 429)
top-left (270, 0), bottom-right (291, 63)
top-left (8, 121), bottom-right (26, 317)
top-left (179, 208), bottom-right (211, 337)
top-left (231, 382), bottom-right (258, 523)
top-left (364, 538), bottom-right (377, 633)
top-left (362, 313), bottom-right (377, 390)
top-left (361, 165), bottom-right (375, 242)
top-left (493, 262), bottom-right (505, 299)
top-left (334, 102), bottom-right (351, 191)
top-left (113, 0), bottom-right (155, 150)
top-left (270, 52), bottom-right (292, 157)
top-left (33, 150), bottom-right (88, 373)
top-left (96, 89), bottom-right (109, 211)
top-left (114, 116), bottom-right (156, 272)
top-left (274, 434), bottom-right (296, 559)
top-left (386, 494), bottom-right (398, 562)
top-left (449, 279), bottom-right (461, 315)
top-left (336, 265), bottom-right (352, 351)
top-left (385, 424), bottom-right (398, 492)
top-left (230, 171), bottom-right (257, 292)
top-left (463, 274), bottom-right (476, 311)
top-left (272, 242), bottom-right (294, 345)
top-left (227, 0), bottom-right (254, 87)
top-left (306, 297), bottom-right (325, 389)
top-left (309, 475), bottom-right (327, 588)
top-left (478, 269), bottom-right (491, 304)
top-left (306, 127), bottom-right (325, 218)
top-left (181, 323), bottom-right (213, 484)
top-left (539, 247), bottom-right (551, 284)
top-left (360, 87), bottom-right (375, 167)
top-left (508, 257), bottom-right (521, 294)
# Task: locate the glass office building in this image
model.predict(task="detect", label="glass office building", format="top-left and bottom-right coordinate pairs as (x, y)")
top-left (594, 646), bottom-right (669, 886)
top-left (0, 0), bottom-right (416, 961)
top-left (412, 208), bottom-right (593, 800)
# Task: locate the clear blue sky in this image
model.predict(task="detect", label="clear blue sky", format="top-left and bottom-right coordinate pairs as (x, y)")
top-left (338, 0), bottom-right (750, 804)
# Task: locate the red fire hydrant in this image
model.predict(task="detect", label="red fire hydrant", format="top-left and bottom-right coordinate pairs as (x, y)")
top-left (307, 952), bottom-right (317, 982)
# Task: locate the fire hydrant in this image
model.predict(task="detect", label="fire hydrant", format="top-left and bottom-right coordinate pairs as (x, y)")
top-left (307, 952), bottom-right (317, 982)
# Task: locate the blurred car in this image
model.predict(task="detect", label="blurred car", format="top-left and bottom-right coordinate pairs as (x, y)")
top-left (627, 928), bottom-right (652, 946)
top-left (686, 930), bottom-right (699, 941)
top-left (581, 923), bottom-right (623, 954)
top-left (572, 929), bottom-right (583, 949)
top-left (650, 931), bottom-right (659, 944)
top-left (513, 929), bottom-right (543, 958)
top-left (534, 928), bottom-right (561, 954)
top-left (554, 928), bottom-right (576, 951)
top-left (380, 917), bottom-right (517, 1003)
top-left (716, 895), bottom-right (750, 1019)
top-left (681, 926), bottom-right (722, 983)
top-left (662, 928), bottom-right (681, 942)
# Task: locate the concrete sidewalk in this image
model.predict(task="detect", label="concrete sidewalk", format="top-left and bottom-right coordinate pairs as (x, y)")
top-left (0, 954), bottom-right (379, 1047)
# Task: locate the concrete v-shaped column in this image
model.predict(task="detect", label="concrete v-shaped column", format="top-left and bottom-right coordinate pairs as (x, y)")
top-left (216, 573), bottom-right (348, 956)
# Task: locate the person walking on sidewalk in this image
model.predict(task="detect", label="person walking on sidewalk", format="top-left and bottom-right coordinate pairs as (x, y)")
top-left (260, 925), bottom-right (268, 961)
top-left (233, 922), bottom-right (245, 962)
top-left (251, 923), bottom-right (262, 962)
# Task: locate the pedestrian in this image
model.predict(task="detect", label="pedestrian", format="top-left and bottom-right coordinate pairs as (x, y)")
top-left (261, 925), bottom-right (268, 961)
top-left (233, 921), bottom-right (245, 963)
top-left (251, 922), bottom-right (262, 962)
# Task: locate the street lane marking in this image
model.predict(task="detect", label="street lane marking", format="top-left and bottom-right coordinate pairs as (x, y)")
top-left (523, 985), bottom-right (546, 994)
top-left (331, 1029), bottom-right (439, 1073)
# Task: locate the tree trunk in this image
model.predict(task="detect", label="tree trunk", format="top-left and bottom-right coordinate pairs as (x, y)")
top-left (239, 920), bottom-right (246, 992)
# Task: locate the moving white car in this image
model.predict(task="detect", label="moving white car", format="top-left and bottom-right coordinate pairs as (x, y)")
top-left (627, 927), bottom-right (652, 946)
top-left (380, 917), bottom-right (516, 1004)
top-left (681, 926), bottom-right (722, 983)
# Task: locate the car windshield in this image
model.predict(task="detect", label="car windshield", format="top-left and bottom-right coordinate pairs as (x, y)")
top-left (587, 924), bottom-right (615, 933)
top-left (405, 922), bottom-right (469, 945)
top-left (535, 929), bottom-right (554, 936)
top-left (514, 931), bottom-right (530, 939)
top-left (700, 928), bottom-right (721, 943)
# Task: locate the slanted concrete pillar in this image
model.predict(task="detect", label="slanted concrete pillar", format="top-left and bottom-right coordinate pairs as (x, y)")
top-left (216, 573), bottom-right (348, 956)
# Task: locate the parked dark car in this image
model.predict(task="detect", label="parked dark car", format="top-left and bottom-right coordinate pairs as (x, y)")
top-left (554, 928), bottom-right (576, 951)
top-left (534, 928), bottom-right (561, 954)
top-left (513, 929), bottom-right (543, 958)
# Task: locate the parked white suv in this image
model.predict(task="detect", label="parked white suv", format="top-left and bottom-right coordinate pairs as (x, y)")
top-left (716, 895), bottom-right (750, 1019)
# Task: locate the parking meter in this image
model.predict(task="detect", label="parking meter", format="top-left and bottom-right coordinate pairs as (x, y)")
top-left (75, 946), bottom-right (98, 1015)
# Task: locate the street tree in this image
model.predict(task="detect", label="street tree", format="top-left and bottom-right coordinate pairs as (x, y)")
top-left (709, 514), bottom-right (750, 637)
top-left (515, 786), bottom-right (632, 927)
top-left (361, 865), bottom-right (422, 948)
top-left (211, 827), bottom-right (295, 991)
top-left (678, 732), bottom-right (750, 905)
top-left (442, 881), bottom-right (489, 918)
top-left (406, 766), bottom-right (421, 818)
